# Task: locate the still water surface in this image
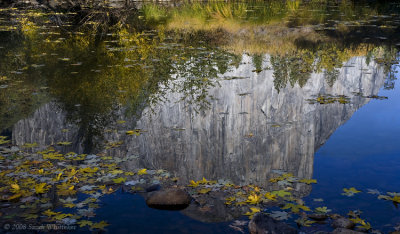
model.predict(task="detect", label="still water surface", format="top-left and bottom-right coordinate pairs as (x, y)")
top-left (0, 1), bottom-right (399, 233)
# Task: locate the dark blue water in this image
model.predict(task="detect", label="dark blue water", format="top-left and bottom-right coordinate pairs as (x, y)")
top-left (93, 191), bottom-right (236, 234)
top-left (309, 64), bottom-right (400, 231)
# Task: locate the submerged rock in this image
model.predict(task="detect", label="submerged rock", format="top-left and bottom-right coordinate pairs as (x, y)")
top-left (248, 213), bottom-right (297, 234)
top-left (146, 188), bottom-right (191, 210)
top-left (332, 218), bottom-right (355, 229)
top-left (308, 213), bottom-right (328, 221)
top-left (332, 228), bottom-right (363, 234)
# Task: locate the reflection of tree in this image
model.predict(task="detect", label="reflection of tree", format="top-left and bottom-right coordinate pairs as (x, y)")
top-left (0, 13), bottom-right (238, 148)
top-left (371, 46), bottom-right (398, 90)
top-left (252, 54), bottom-right (263, 72)
top-left (271, 51), bottom-right (314, 92)
top-left (0, 6), bottom-right (398, 138)
top-left (325, 69), bottom-right (340, 87)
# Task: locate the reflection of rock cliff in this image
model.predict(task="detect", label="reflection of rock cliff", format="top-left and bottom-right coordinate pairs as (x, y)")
top-left (13, 55), bottom-right (385, 194)
top-left (113, 55), bottom-right (385, 190)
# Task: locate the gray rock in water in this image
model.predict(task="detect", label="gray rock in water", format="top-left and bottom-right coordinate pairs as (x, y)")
top-left (332, 218), bottom-right (355, 229)
top-left (146, 188), bottom-right (191, 210)
top-left (332, 228), bottom-right (364, 234)
top-left (308, 213), bottom-right (328, 221)
top-left (249, 213), bottom-right (297, 234)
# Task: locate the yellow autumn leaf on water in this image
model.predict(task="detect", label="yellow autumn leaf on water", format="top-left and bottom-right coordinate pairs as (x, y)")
top-left (299, 179), bottom-right (317, 185)
top-left (34, 183), bottom-right (49, 194)
top-left (249, 207), bottom-right (261, 213)
top-left (6, 193), bottom-right (22, 200)
top-left (110, 169), bottom-right (124, 175)
top-left (10, 184), bottom-right (20, 192)
top-left (198, 188), bottom-right (211, 194)
top-left (81, 167), bottom-right (99, 173)
top-left (90, 221), bottom-right (109, 230)
top-left (235, 201), bottom-right (247, 206)
top-left (264, 192), bottom-right (277, 201)
top-left (57, 141), bottom-right (72, 146)
top-left (56, 183), bottom-right (76, 196)
top-left (23, 213), bottom-right (38, 220)
top-left (200, 177), bottom-right (208, 184)
top-left (342, 187), bottom-right (361, 197)
top-left (78, 220), bottom-right (93, 227)
top-left (112, 177), bottom-right (126, 184)
top-left (55, 172), bottom-right (63, 181)
top-left (38, 169), bottom-right (44, 174)
top-left (137, 168), bottom-right (147, 175)
top-left (67, 169), bottom-right (77, 177)
top-left (188, 180), bottom-right (199, 187)
top-left (282, 203), bottom-right (311, 213)
top-left (125, 130), bottom-right (140, 136)
top-left (246, 193), bottom-right (262, 204)
top-left (392, 196), bottom-right (400, 203)
top-left (53, 213), bottom-right (73, 220)
top-left (43, 209), bottom-right (58, 217)
top-left (63, 203), bottom-right (75, 208)
top-left (244, 207), bottom-right (261, 219)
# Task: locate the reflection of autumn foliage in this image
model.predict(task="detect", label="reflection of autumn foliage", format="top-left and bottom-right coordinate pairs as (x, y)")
top-left (0, 4), bottom-right (398, 133)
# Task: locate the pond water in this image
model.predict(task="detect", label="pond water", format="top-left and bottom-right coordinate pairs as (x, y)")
top-left (0, 1), bottom-right (399, 233)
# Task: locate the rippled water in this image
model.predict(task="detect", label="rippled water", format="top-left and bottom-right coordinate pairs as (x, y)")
top-left (0, 1), bottom-right (399, 233)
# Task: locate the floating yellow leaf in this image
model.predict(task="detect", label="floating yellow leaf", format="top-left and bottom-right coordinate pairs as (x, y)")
top-left (110, 169), bottom-right (124, 175)
top-left (342, 187), bottom-right (361, 197)
top-left (63, 203), bottom-right (75, 208)
top-left (81, 167), bottom-right (99, 173)
top-left (6, 193), bottom-right (22, 200)
top-left (188, 180), bottom-right (199, 187)
top-left (112, 177), bottom-right (126, 184)
top-left (244, 207), bottom-right (261, 219)
top-left (10, 184), bottom-right (20, 192)
top-left (90, 221), bottom-right (109, 230)
top-left (264, 192), bottom-right (277, 201)
top-left (57, 141), bottom-right (72, 146)
top-left (126, 130), bottom-right (140, 136)
top-left (299, 179), bottom-right (317, 185)
top-left (246, 193), bottom-right (262, 204)
top-left (137, 168), bottom-right (147, 175)
top-left (43, 209), bottom-right (58, 217)
top-left (56, 172), bottom-right (63, 181)
top-left (78, 220), bottom-right (93, 227)
top-left (282, 203), bottom-right (310, 213)
top-left (34, 183), bottom-right (49, 194)
top-left (198, 188), bottom-right (211, 194)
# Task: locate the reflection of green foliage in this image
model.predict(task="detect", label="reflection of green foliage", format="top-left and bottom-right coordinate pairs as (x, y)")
top-left (371, 46), bottom-right (398, 90)
top-left (271, 50), bottom-right (314, 92)
top-left (325, 69), bottom-right (340, 87)
top-left (0, 4), bottom-right (398, 136)
top-left (252, 54), bottom-right (263, 72)
top-left (0, 10), bottom-right (238, 140)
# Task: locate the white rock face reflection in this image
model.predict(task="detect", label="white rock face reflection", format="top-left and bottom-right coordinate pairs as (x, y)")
top-left (13, 55), bottom-right (385, 193)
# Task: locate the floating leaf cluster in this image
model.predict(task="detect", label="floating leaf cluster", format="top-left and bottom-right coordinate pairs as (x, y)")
top-left (307, 94), bottom-right (350, 104)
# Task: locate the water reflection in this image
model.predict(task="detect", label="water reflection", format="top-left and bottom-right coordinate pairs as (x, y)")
top-left (0, 1), bottom-right (399, 230)
top-left (12, 54), bottom-right (385, 193)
